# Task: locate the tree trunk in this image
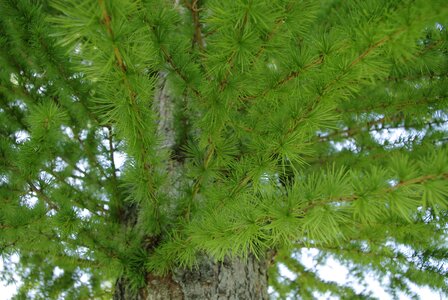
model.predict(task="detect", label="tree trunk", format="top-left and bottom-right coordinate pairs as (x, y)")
top-left (113, 72), bottom-right (269, 299)
top-left (114, 255), bottom-right (269, 300)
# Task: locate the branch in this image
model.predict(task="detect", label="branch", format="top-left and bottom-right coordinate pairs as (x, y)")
top-left (44, 168), bottom-right (106, 216)
top-left (249, 1), bottom-right (296, 69)
top-left (315, 118), bottom-right (448, 143)
top-left (256, 30), bottom-right (409, 138)
top-left (336, 96), bottom-right (446, 114)
top-left (251, 17), bottom-right (284, 65)
top-left (183, 0), bottom-right (205, 51)
top-left (238, 28), bottom-right (406, 112)
top-left (98, 0), bottom-right (126, 72)
top-left (27, 181), bottom-right (59, 211)
top-left (307, 134), bottom-right (448, 167)
top-left (240, 56), bottom-right (324, 103)
top-left (97, 0), bottom-right (161, 228)
top-left (106, 126), bottom-right (118, 183)
top-left (190, 143), bottom-right (215, 199)
top-left (218, 6), bottom-right (251, 91)
top-left (301, 172), bottom-right (448, 214)
top-left (160, 46), bottom-right (201, 97)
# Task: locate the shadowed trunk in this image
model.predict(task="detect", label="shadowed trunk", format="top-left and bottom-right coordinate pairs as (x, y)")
top-left (114, 255), bottom-right (269, 300)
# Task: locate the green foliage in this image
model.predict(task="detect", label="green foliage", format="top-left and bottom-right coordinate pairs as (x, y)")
top-left (0, 0), bottom-right (447, 299)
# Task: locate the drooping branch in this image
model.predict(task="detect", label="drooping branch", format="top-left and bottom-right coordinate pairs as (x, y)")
top-left (301, 172), bottom-right (448, 214)
top-left (315, 118), bottom-right (448, 144)
top-left (336, 96), bottom-right (447, 114)
top-left (97, 0), bottom-right (161, 228)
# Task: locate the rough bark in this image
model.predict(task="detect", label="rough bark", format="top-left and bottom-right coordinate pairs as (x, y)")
top-left (114, 255), bottom-right (269, 300)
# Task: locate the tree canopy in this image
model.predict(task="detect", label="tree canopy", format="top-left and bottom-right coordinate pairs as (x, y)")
top-left (0, 0), bottom-right (447, 298)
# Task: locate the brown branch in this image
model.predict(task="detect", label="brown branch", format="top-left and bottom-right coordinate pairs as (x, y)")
top-left (307, 133), bottom-right (448, 167)
top-left (218, 50), bottom-right (237, 91)
top-left (316, 118), bottom-right (448, 143)
top-left (160, 46), bottom-right (201, 97)
top-left (349, 29), bottom-right (404, 68)
top-left (301, 172), bottom-right (448, 214)
top-left (98, 0), bottom-right (126, 72)
top-left (252, 18), bottom-right (284, 63)
top-left (99, 0), bottom-right (140, 107)
top-left (267, 30), bottom-right (409, 139)
top-left (191, 143), bottom-right (215, 199)
top-left (106, 126), bottom-right (118, 183)
top-left (138, 10), bottom-right (203, 97)
top-left (97, 1), bottom-right (161, 228)
top-left (44, 168), bottom-right (106, 216)
top-left (249, 1), bottom-right (296, 69)
top-left (76, 134), bottom-right (109, 180)
top-left (316, 115), bottom-right (401, 142)
top-left (184, 0), bottom-right (205, 51)
top-left (28, 181), bottom-right (59, 211)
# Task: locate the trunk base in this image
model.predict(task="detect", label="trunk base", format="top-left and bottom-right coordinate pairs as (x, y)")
top-left (114, 255), bottom-right (269, 300)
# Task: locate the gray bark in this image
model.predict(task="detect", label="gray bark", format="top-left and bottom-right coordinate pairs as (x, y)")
top-left (114, 255), bottom-right (269, 300)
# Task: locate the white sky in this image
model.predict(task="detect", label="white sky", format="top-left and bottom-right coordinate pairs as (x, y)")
top-left (0, 256), bottom-right (21, 300)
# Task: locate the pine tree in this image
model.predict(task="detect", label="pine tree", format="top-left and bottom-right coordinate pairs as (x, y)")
top-left (1, 0), bottom-right (447, 298)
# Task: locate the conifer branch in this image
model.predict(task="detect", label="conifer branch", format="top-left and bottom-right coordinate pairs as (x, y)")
top-left (106, 125), bottom-right (118, 184)
top-left (218, 6), bottom-right (251, 91)
top-left (316, 119), bottom-right (448, 143)
top-left (249, 1), bottom-right (296, 69)
top-left (251, 18), bottom-right (284, 65)
top-left (298, 243), bottom-right (406, 261)
top-left (388, 36), bottom-right (445, 68)
top-left (96, 0), bottom-right (161, 228)
top-left (160, 46), bottom-right (201, 97)
top-left (44, 168), bottom-right (106, 216)
top-left (30, 230), bottom-right (104, 268)
top-left (344, 28), bottom-right (405, 72)
top-left (27, 181), bottom-right (59, 211)
top-left (98, 0), bottom-right (126, 73)
top-left (275, 30), bottom-right (410, 141)
top-left (301, 172), bottom-right (448, 214)
top-left (191, 143), bottom-right (215, 199)
top-left (183, 0), bottom-right (205, 52)
top-left (336, 96), bottom-right (446, 114)
top-left (139, 7), bottom-right (202, 97)
top-left (0, 3), bottom-right (100, 127)
top-left (324, 115), bottom-right (402, 140)
top-left (78, 227), bottom-right (119, 259)
top-left (76, 135), bottom-right (109, 180)
top-left (308, 136), bottom-right (447, 167)
top-left (1, 57), bottom-right (109, 189)
top-left (300, 29), bottom-right (405, 109)
top-left (240, 56), bottom-right (324, 102)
